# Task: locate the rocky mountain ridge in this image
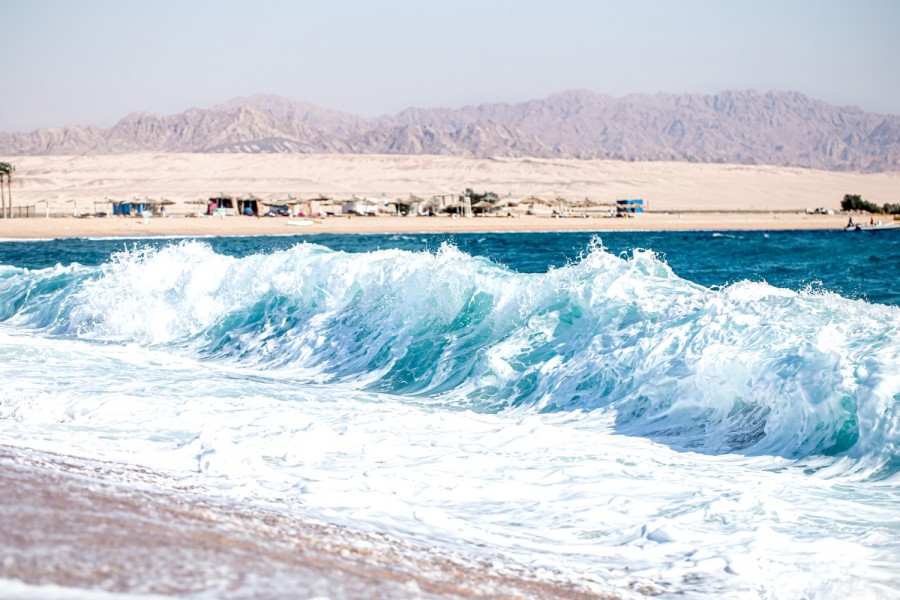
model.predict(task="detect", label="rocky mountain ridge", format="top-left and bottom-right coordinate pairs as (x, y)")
top-left (2, 90), bottom-right (898, 171)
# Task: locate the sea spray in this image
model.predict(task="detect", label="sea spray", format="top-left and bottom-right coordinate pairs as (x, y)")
top-left (1, 240), bottom-right (897, 468)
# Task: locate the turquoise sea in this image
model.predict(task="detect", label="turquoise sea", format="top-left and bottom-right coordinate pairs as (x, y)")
top-left (0, 230), bottom-right (898, 598)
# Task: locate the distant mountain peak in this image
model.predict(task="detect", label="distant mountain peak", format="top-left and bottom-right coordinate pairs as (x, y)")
top-left (2, 90), bottom-right (898, 171)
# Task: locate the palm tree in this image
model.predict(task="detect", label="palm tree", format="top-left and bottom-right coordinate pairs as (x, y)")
top-left (0, 162), bottom-right (13, 219)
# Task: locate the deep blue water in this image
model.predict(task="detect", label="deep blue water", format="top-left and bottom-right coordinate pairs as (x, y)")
top-left (1, 230), bottom-right (897, 305)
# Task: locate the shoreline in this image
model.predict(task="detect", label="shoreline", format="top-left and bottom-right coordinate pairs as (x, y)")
top-left (0, 444), bottom-right (611, 599)
top-left (0, 212), bottom-right (857, 240)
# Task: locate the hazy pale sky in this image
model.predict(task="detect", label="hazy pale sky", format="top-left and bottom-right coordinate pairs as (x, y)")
top-left (3, 0), bottom-right (898, 132)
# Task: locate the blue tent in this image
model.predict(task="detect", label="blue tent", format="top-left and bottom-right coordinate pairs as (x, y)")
top-left (616, 199), bottom-right (644, 214)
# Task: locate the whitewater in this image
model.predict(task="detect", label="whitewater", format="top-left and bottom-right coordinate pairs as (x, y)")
top-left (0, 232), bottom-right (898, 598)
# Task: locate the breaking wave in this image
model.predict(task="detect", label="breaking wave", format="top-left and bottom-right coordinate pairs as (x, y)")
top-left (1, 240), bottom-right (898, 465)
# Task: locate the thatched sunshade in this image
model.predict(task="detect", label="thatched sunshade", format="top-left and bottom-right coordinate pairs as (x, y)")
top-left (579, 197), bottom-right (605, 207)
top-left (141, 197), bottom-right (176, 206)
top-left (262, 198), bottom-right (296, 207)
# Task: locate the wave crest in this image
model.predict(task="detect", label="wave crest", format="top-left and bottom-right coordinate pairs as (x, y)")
top-left (2, 240), bottom-right (898, 464)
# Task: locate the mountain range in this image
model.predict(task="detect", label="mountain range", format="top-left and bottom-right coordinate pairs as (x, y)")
top-left (3, 90), bottom-right (899, 172)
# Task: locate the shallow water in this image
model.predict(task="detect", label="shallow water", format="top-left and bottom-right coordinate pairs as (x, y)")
top-left (0, 231), bottom-right (898, 598)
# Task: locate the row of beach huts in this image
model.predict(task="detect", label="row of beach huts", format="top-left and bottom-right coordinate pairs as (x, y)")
top-left (104, 193), bottom-right (645, 219)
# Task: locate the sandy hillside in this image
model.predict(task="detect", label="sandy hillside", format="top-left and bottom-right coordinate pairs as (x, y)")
top-left (5, 154), bottom-right (898, 216)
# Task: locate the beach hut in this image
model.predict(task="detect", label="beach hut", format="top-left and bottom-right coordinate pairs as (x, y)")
top-left (430, 194), bottom-right (455, 212)
top-left (236, 194), bottom-right (263, 216)
top-left (342, 197), bottom-right (363, 216)
top-left (520, 196), bottom-right (553, 216)
top-left (342, 196), bottom-right (380, 216)
top-left (143, 197), bottom-right (175, 217)
top-left (208, 194), bottom-right (237, 216)
top-left (385, 194), bottom-right (425, 216)
top-left (111, 197), bottom-right (154, 216)
top-left (408, 194), bottom-right (430, 216)
top-left (616, 198), bottom-right (644, 216)
top-left (305, 194), bottom-right (335, 216)
top-left (550, 196), bottom-right (575, 217)
top-left (440, 199), bottom-right (464, 216)
top-left (417, 196), bottom-right (443, 216)
top-left (288, 194), bottom-right (310, 217)
top-left (111, 198), bottom-right (135, 216)
top-left (472, 199), bottom-right (496, 216)
top-left (260, 194), bottom-right (320, 217)
top-left (261, 197), bottom-right (293, 217)
top-left (575, 196), bottom-right (613, 218)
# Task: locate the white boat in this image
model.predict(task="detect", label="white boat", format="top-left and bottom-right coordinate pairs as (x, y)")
top-left (845, 221), bottom-right (900, 232)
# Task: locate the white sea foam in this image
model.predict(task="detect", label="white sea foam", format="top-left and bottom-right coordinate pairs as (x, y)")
top-left (0, 240), bottom-right (898, 598)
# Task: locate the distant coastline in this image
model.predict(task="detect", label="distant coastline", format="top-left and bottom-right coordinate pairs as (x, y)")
top-left (0, 154), bottom-right (896, 239)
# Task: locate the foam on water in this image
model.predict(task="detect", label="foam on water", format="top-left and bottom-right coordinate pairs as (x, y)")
top-left (1, 239), bottom-right (898, 597)
top-left (3, 240), bottom-right (898, 466)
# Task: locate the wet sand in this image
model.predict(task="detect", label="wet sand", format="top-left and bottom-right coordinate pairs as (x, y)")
top-left (0, 445), bottom-right (616, 599)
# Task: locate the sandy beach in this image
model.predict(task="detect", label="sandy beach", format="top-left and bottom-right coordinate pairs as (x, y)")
top-left (2, 153), bottom-right (896, 238)
top-left (0, 211), bottom-right (862, 239)
top-left (0, 445), bottom-right (610, 599)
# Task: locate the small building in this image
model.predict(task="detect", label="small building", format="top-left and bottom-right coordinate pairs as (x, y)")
top-left (386, 194), bottom-right (424, 216)
top-left (143, 197), bottom-right (175, 216)
top-left (111, 198), bottom-right (151, 216)
top-left (307, 194), bottom-right (336, 216)
top-left (111, 199), bottom-right (136, 216)
top-left (111, 197), bottom-right (173, 217)
top-left (520, 196), bottom-right (553, 216)
top-left (208, 195), bottom-right (237, 216)
top-left (342, 196), bottom-right (380, 216)
top-left (236, 194), bottom-right (264, 216)
top-left (262, 199), bottom-right (293, 217)
top-left (616, 199), bottom-right (644, 215)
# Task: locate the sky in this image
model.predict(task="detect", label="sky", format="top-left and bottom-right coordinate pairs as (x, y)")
top-left (2, 0), bottom-right (899, 132)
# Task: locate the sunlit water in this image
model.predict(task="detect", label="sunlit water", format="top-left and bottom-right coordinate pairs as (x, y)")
top-left (1, 231), bottom-right (898, 598)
